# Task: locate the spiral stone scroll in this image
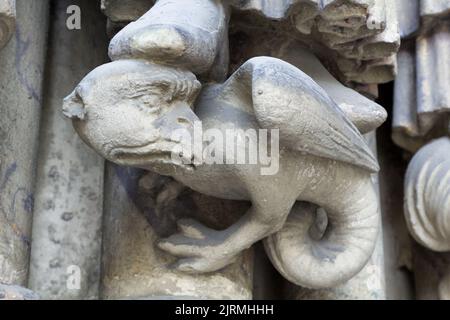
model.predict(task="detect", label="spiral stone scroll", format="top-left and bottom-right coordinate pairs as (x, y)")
top-left (404, 137), bottom-right (450, 252)
top-left (0, 0), bottom-right (15, 50)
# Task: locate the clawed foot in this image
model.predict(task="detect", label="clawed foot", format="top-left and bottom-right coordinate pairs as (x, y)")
top-left (158, 219), bottom-right (239, 273)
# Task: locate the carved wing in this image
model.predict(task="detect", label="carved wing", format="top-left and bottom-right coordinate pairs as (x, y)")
top-left (225, 57), bottom-right (379, 173)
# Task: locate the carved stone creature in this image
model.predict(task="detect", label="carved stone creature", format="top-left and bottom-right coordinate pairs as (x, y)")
top-left (63, 56), bottom-right (384, 289)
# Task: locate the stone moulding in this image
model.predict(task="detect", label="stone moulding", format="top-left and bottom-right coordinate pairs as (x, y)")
top-left (100, 0), bottom-right (400, 85)
top-left (0, 0), bottom-right (15, 50)
top-left (396, 0), bottom-right (450, 39)
top-left (404, 137), bottom-right (450, 252)
top-left (393, 1), bottom-right (450, 152)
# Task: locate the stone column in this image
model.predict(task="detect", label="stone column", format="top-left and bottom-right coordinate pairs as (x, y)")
top-left (0, 0), bottom-right (49, 299)
top-left (0, 0), bottom-right (15, 50)
top-left (28, 0), bottom-right (109, 300)
top-left (101, 165), bottom-right (253, 299)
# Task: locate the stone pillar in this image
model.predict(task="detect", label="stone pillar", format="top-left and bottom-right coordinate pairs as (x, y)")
top-left (28, 0), bottom-right (109, 300)
top-left (101, 165), bottom-right (253, 299)
top-left (0, 0), bottom-right (15, 50)
top-left (0, 0), bottom-right (49, 298)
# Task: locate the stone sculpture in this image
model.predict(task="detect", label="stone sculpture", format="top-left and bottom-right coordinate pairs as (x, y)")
top-left (404, 137), bottom-right (450, 299)
top-left (63, 5), bottom-right (386, 287)
top-left (404, 137), bottom-right (450, 252)
top-left (0, 0), bottom-right (415, 300)
top-left (63, 56), bottom-right (384, 289)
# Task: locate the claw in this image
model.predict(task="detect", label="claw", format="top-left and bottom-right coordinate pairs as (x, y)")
top-left (174, 258), bottom-right (212, 273)
top-left (174, 254), bottom-right (239, 274)
top-left (176, 219), bottom-right (207, 239)
top-left (157, 235), bottom-right (202, 257)
top-left (158, 219), bottom-right (240, 273)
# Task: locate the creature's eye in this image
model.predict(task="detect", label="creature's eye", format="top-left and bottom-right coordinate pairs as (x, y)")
top-left (135, 94), bottom-right (162, 115)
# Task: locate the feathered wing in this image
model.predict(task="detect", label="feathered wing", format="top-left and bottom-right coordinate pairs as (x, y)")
top-left (226, 57), bottom-right (379, 173)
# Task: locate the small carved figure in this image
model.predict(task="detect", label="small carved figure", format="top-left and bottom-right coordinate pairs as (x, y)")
top-left (63, 56), bottom-right (384, 289)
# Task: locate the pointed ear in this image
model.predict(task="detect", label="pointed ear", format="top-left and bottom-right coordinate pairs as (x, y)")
top-left (62, 90), bottom-right (86, 120)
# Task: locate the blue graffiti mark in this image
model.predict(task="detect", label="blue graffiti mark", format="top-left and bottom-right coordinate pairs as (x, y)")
top-left (11, 187), bottom-right (34, 216)
top-left (23, 193), bottom-right (34, 214)
top-left (0, 164), bottom-right (32, 247)
top-left (14, 25), bottom-right (41, 102)
top-left (19, 234), bottom-right (31, 247)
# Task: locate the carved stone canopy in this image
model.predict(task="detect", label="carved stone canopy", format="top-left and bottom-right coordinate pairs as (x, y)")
top-left (101, 0), bottom-right (400, 85)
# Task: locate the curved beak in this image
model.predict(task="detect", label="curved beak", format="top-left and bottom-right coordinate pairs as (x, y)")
top-left (153, 102), bottom-right (200, 141)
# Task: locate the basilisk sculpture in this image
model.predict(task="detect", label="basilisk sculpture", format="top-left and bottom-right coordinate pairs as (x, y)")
top-left (62, 0), bottom-right (386, 289)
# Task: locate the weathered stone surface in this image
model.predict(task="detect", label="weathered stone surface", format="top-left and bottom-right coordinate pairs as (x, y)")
top-left (404, 138), bottom-right (450, 300)
top-left (101, 0), bottom-right (153, 23)
top-left (404, 138), bottom-right (450, 252)
top-left (395, 0), bottom-right (450, 38)
top-left (0, 0), bottom-right (15, 49)
top-left (101, 165), bottom-right (253, 299)
top-left (108, 0), bottom-right (230, 81)
top-left (413, 243), bottom-right (450, 300)
top-left (392, 46), bottom-right (422, 152)
top-left (377, 124), bottom-right (414, 300)
top-left (395, 0), bottom-right (420, 38)
top-left (0, 283), bottom-right (39, 300)
top-left (228, 37), bottom-right (387, 134)
top-left (416, 24), bottom-right (450, 134)
top-left (64, 53), bottom-right (384, 289)
top-left (234, 0), bottom-right (400, 84)
top-left (101, 0), bottom-right (400, 84)
top-left (0, 0), bottom-right (49, 287)
top-left (28, 0), bottom-right (108, 300)
top-left (393, 0), bottom-right (450, 151)
top-left (284, 132), bottom-right (387, 299)
top-left (421, 0), bottom-right (450, 32)
top-left (393, 23), bottom-right (450, 152)
top-left (421, 0), bottom-right (450, 16)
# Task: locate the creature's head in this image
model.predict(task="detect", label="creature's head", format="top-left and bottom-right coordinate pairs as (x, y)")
top-left (63, 59), bottom-right (201, 174)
